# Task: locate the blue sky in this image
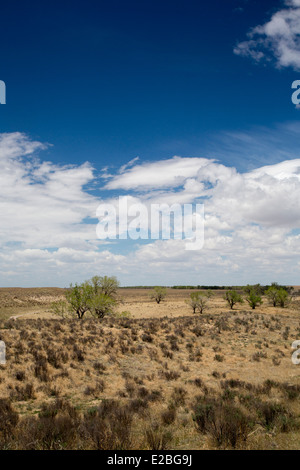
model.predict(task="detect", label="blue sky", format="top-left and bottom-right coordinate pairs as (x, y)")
top-left (0, 0), bottom-right (298, 168)
top-left (1, 0), bottom-right (300, 286)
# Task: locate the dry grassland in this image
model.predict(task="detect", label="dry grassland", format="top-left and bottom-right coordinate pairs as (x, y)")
top-left (0, 287), bottom-right (300, 449)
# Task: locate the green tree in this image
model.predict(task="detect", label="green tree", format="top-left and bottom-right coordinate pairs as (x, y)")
top-left (276, 288), bottom-right (290, 308)
top-left (188, 292), bottom-right (201, 313)
top-left (151, 286), bottom-right (167, 304)
top-left (224, 290), bottom-right (244, 310)
top-left (244, 284), bottom-right (264, 295)
top-left (245, 290), bottom-right (263, 310)
top-left (51, 300), bottom-right (69, 318)
top-left (87, 293), bottom-right (116, 318)
top-left (65, 276), bottom-right (120, 320)
top-left (265, 286), bottom-right (289, 308)
top-left (187, 291), bottom-right (212, 314)
top-left (65, 282), bottom-right (93, 319)
top-left (90, 275), bottom-right (119, 297)
top-left (206, 289), bottom-right (214, 299)
top-left (265, 286), bottom-right (279, 307)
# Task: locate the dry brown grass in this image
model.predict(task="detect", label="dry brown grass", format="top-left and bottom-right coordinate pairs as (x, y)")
top-left (0, 287), bottom-right (300, 449)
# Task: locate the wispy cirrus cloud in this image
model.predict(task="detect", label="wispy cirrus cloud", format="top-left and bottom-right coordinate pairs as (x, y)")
top-left (104, 156), bottom-right (213, 191)
top-left (234, 0), bottom-right (300, 70)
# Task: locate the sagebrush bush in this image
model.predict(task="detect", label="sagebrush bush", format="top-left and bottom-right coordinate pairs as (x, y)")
top-left (83, 401), bottom-right (133, 450)
top-left (0, 399), bottom-right (19, 446)
top-left (145, 420), bottom-right (172, 450)
top-left (193, 397), bottom-right (250, 449)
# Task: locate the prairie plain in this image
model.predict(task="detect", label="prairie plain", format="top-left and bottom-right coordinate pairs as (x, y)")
top-left (0, 287), bottom-right (300, 450)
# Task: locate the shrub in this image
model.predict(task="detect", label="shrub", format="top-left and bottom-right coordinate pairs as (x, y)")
top-left (51, 300), bottom-right (69, 319)
top-left (0, 399), bottom-right (19, 443)
top-left (258, 402), bottom-right (288, 430)
top-left (171, 387), bottom-right (187, 407)
top-left (15, 370), bottom-right (26, 381)
top-left (83, 401), bottom-right (133, 450)
top-left (10, 383), bottom-right (35, 401)
top-left (145, 420), bottom-right (172, 450)
top-left (19, 402), bottom-right (79, 450)
top-left (34, 357), bottom-right (50, 382)
top-left (214, 354), bottom-right (224, 362)
top-left (193, 398), bottom-right (250, 448)
top-left (161, 407), bottom-right (176, 425)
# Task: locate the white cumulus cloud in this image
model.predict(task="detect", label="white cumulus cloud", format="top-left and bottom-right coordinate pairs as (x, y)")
top-left (2, 132), bottom-right (300, 286)
top-left (234, 0), bottom-right (300, 70)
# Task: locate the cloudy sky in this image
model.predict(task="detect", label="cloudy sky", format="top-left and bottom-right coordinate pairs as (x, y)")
top-left (1, 0), bottom-right (300, 287)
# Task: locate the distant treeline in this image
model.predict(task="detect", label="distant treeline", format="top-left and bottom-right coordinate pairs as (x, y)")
top-left (172, 285), bottom-right (228, 290)
top-left (121, 283), bottom-right (294, 293)
top-left (120, 286), bottom-right (163, 289)
top-left (120, 285), bottom-right (228, 290)
top-left (172, 283), bottom-right (294, 293)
